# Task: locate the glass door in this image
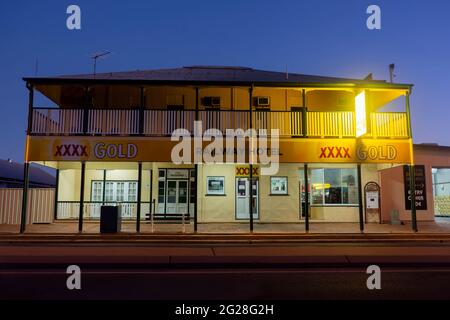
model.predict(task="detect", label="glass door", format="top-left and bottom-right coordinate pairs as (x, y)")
top-left (166, 180), bottom-right (178, 214)
top-left (166, 180), bottom-right (189, 215)
top-left (235, 177), bottom-right (259, 220)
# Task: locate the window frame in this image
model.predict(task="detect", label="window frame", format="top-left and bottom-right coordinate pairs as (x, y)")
top-left (309, 168), bottom-right (359, 207)
top-left (90, 180), bottom-right (139, 203)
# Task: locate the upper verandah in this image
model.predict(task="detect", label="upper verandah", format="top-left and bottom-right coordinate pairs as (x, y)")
top-left (23, 66), bottom-right (413, 139)
top-left (23, 65), bottom-right (412, 110)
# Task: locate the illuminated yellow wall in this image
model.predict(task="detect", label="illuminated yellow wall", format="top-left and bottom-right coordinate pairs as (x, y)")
top-left (258, 163), bottom-right (300, 222)
top-left (306, 90), bottom-right (355, 111)
top-left (58, 169), bottom-right (80, 201)
top-left (39, 82), bottom-right (407, 112)
top-left (57, 163), bottom-right (381, 223)
top-left (198, 164), bottom-right (236, 222)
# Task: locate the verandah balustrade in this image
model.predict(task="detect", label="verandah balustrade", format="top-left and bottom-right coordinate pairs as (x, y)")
top-left (31, 107), bottom-right (409, 138)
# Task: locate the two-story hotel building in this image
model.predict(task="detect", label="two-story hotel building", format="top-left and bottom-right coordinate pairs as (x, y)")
top-left (19, 66), bottom-right (418, 233)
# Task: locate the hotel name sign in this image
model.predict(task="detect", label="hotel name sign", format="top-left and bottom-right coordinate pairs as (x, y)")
top-left (26, 136), bottom-right (412, 164)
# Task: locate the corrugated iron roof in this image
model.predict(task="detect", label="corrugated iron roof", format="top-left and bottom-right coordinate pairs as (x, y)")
top-left (0, 160), bottom-right (55, 186)
top-left (55, 66), bottom-right (385, 83)
top-left (24, 65), bottom-right (403, 86)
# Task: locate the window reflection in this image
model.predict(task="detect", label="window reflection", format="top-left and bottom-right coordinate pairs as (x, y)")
top-left (310, 168), bottom-right (358, 205)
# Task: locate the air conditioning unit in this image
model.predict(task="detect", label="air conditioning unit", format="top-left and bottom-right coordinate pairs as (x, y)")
top-left (203, 96), bottom-right (221, 108)
top-left (254, 96), bottom-right (270, 108)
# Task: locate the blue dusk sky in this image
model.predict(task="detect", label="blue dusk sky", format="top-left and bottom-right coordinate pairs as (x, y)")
top-left (0, 0), bottom-right (449, 162)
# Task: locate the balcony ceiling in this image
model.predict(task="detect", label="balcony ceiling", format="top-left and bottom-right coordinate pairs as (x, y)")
top-left (24, 66), bottom-right (412, 108)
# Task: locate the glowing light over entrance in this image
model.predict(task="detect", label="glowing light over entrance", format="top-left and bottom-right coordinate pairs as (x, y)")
top-left (355, 90), bottom-right (367, 137)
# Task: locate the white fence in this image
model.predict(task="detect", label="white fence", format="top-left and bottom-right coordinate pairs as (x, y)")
top-left (57, 202), bottom-right (151, 220)
top-left (0, 188), bottom-right (55, 224)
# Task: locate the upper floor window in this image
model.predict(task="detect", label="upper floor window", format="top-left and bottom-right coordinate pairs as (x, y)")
top-left (202, 96), bottom-right (221, 108)
top-left (167, 94), bottom-right (184, 109)
top-left (253, 96), bottom-right (270, 109)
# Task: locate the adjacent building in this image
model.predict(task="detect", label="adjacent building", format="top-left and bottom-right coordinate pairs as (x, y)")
top-left (0, 159), bottom-right (55, 188)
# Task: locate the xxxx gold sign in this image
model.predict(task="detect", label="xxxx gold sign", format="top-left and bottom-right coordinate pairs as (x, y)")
top-left (26, 136), bottom-right (412, 164)
top-left (277, 139), bottom-right (412, 163)
top-left (26, 136), bottom-right (178, 162)
top-left (235, 166), bottom-right (259, 177)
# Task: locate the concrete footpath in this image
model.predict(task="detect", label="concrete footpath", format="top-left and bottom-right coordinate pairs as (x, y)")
top-left (1, 231), bottom-right (450, 243)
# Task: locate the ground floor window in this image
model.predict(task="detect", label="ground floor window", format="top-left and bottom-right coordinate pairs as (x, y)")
top-left (90, 181), bottom-right (138, 202)
top-left (310, 168), bottom-right (358, 205)
top-left (432, 168), bottom-right (450, 217)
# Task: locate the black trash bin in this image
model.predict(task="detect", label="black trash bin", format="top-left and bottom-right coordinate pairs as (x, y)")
top-left (100, 205), bottom-right (122, 233)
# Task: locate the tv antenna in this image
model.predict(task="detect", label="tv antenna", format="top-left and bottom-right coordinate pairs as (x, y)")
top-left (91, 51), bottom-right (111, 77)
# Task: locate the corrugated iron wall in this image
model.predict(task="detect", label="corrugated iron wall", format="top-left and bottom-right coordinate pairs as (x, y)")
top-left (0, 188), bottom-right (55, 224)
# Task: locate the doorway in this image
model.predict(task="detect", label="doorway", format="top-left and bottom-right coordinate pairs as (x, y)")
top-left (166, 180), bottom-right (188, 215)
top-left (156, 168), bottom-right (194, 219)
top-left (298, 168), bottom-right (311, 220)
top-left (235, 177), bottom-right (259, 220)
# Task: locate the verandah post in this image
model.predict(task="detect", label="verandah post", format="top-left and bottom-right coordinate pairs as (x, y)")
top-left (20, 83), bottom-right (34, 233)
top-left (20, 162), bottom-right (30, 233)
top-left (249, 84), bottom-right (254, 233)
top-left (78, 161), bottom-right (86, 232)
top-left (136, 162), bottom-right (142, 232)
top-left (357, 163), bottom-right (364, 232)
top-left (304, 164), bottom-right (309, 232)
top-left (53, 169), bottom-right (59, 220)
top-left (194, 87), bottom-right (199, 233)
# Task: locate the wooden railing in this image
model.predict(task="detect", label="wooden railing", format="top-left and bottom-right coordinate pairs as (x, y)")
top-left (30, 108), bottom-right (410, 139)
top-left (370, 112), bottom-right (409, 138)
top-left (200, 110), bottom-right (250, 133)
top-left (143, 110), bottom-right (196, 135)
top-left (307, 111), bottom-right (355, 137)
top-left (88, 109), bottom-right (139, 135)
top-left (32, 108), bottom-right (83, 134)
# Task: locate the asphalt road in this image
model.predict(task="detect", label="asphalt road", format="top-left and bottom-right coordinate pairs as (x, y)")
top-left (1, 266), bottom-right (450, 300)
top-left (1, 242), bottom-right (450, 300)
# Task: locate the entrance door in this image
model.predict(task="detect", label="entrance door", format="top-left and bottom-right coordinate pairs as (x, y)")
top-left (166, 180), bottom-right (188, 215)
top-left (299, 169), bottom-right (310, 220)
top-left (236, 177), bottom-right (259, 219)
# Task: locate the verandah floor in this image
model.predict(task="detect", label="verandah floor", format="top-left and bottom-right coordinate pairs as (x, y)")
top-left (1, 218), bottom-right (450, 234)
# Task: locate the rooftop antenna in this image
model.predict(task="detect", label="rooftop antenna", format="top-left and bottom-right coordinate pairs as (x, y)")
top-left (91, 51), bottom-right (111, 78)
top-left (389, 63), bottom-right (395, 83)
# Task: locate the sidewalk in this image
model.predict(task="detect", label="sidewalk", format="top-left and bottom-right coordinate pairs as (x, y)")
top-left (2, 219), bottom-right (450, 235)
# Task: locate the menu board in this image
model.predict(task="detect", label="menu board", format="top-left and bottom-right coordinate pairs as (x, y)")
top-left (403, 165), bottom-right (427, 210)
